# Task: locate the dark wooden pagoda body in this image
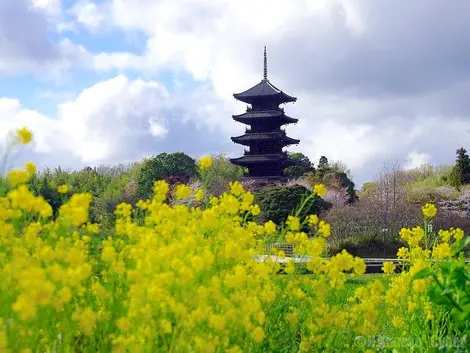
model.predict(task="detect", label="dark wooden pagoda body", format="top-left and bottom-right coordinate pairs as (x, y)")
top-left (230, 48), bottom-right (300, 183)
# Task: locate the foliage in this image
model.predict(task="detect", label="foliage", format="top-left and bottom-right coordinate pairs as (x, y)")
top-left (0, 176), bottom-right (10, 197)
top-left (303, 156), bottom-right (357, 204)
top-left (199, 153), bottom-right (244, 196)
top-left (406, 164), bottom-right (453, 187)
top-left (324, 197), bottom-right (421, 248)
top-left (406, 185), bottom-right (459, 204)
top-left (284, 152), bottom-right (315, 179)
top-left (358, 182), bottom-right (377, 199)
top-left (254, 185), bottom-right (331, 226)
top-left (454, 147), bottom-right (470, 185)
top-left (136, 152), bottom-right (197, 200)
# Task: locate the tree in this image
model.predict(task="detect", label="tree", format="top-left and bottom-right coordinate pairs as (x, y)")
top-left (202, 154), bottom-right (244, 196)
top-left (375, 159), bottom-right (411, 206)
top-left (137, 152), bottom-right (197, 200)
top-left (317, 156), bottom-right (329, 178)
top-left (255, 185), bottom-right (331, 226)
top-left (359, 182), bottom-right (377, 199)
top-left (305, 156), bottom-right (357, 204)
top-left (374, 158), bottom-right (411, 229)
top-left (451, 147), bottom-right (470, 186)
top-left (284, 152), bottom-right (315, 179)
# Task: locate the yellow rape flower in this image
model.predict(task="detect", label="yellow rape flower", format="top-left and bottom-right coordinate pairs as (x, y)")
top-left (198, 155), bottom-right (212, 169)
top-left (250, 204), bottom-right (261, 216)
top-left (306, 214), bottom-right (319, 226)
top-left (57, 184), bottom-right (69, 194)
top-left (229, 181), bottom-right (245, 196)
top-left (382, 261), bottom-right (396, 275)
top-left (116, 317), bottom-right (131, 332)
top-left (264, 220), bottom-right (276, 234)
top-left (251, 327), bottom-right (266, 343)
top-left (16, 127), bottom-right (33, 144)
top-left (24, 161), bottom-right (36, 176)
top-left (174, 184), bottom-right (192, 199)
top-left (453, 228), bottom-right (464, 241)
top-left (286, 216), bottom-right (300, 231)
top-left (313, 183), bottom-right (327, 197)
top-left (422, 203), bottom-right (437, 218)
top-left (318, 220), bottom-right (331, 237)
top-left (432, 243), bottom-right (452, 259)
top-left (6, 169), bottom-right (29, 186)
top-left (195, 189), bottom-right (204, 202)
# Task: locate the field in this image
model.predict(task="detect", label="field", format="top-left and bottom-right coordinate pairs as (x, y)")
top-left (0, 130), bottom-right (469, 352)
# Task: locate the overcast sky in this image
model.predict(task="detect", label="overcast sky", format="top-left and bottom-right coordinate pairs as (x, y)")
top-left (1, 0), bottom-right (470, 186)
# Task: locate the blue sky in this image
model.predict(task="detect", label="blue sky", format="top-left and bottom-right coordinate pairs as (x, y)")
top-left (2, 0), bottom-right (470, 186)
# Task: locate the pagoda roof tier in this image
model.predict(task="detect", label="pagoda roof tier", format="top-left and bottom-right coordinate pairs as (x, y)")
top-left (233, 79), bottom-right (297, 105)
top-left (232, 109), bottom-right (298, 125)
top-left (231, 132), bottom-right (300, 146)
top-left (230, 154), bottom-right (299, 166)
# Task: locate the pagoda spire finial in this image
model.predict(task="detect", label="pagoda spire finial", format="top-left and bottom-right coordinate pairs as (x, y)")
top-left (263, 46), bottom-right (268, 80)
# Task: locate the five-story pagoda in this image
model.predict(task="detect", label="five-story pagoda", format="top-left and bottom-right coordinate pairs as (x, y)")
top-left (230, 47), bottom-right (300, 183)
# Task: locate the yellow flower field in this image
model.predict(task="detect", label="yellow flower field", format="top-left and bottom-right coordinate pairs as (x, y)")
top-left (0, 128), bottom-right (468, 352)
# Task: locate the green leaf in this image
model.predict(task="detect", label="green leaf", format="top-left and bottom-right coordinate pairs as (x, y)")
top-left (413, 267), bottom-right (432, 280)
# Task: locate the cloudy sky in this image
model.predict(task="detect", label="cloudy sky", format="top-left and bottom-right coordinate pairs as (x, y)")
top-left (1, 0), bottom-right (470, 186)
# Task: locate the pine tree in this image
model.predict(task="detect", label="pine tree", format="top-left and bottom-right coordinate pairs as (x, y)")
top-left (454, 147), bottom-right (470, 185)
top-left (317, 156), bottom-right (329, 178)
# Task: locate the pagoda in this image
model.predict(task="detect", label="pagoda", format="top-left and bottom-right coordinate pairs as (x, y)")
top-left (230, 47), bottom-right (300, 183)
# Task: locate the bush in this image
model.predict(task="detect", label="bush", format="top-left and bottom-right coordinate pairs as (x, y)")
top-left (324, 198), bottom-right (421, 252)
top-left (255, 185), bottom-right (331, 226)
top-left (406, 185), bottom-right (459, 204)
top-left (202, 154), bottom-right (244, 197)
top-left (326, 234), bottom-right (404, 258)
top-left (137, 152), bottom-right (197, 200)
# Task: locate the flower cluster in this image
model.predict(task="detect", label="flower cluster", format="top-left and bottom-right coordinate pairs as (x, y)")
top-left (0, 127), bottom-right (467, 352)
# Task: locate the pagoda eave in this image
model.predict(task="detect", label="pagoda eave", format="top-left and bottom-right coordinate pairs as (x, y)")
top-left (233, 92), bottom-right (297, 105)
top-left (231, 134), bottom-right (300, 146)
top-left (233, 79), bottom-right (297, 105)
top-left (232, 115), bottom-right (298, 125)
top-left (230, 154), bottom-right (286, 166)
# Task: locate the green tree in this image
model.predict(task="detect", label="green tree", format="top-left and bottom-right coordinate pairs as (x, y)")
top-left (203, 154), bottom-right (244, 195)
top-left (255, 185), bottom-right (331, 226)
top-left (305, 156), bottom-right (358, 203)
top-left (359, 182), bottom-right (377, 198)
top-left (137, 152), bottom-right (197, 200)
top-left (284, 152), bottom-right (315, 179)
top-left (453, 147), bottom-right (470, 186)
top-left (317, 156), bottom-right (329, 178)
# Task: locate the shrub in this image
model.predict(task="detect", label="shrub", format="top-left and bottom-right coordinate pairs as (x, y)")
top-left (326, 234), bottom-right (404, 258)
top-left (202, 154), bottom-right (244, 197)
top-left (284, 152), bottom-right (315, 179)
top-left (137, 152), bottom-right (197, 200)
top-left (324, 198), bottom-right (421, 252)
top-left (406, 185), bottom-right (459, 204)
top-left (255, 185), bottom-right (331, 226)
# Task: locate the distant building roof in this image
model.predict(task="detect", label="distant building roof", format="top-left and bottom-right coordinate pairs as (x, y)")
top-left (233, 46), bottom-right (297, 105)
top-left (231, 132), bottom-right (299, 146)
top-left (233, 79), bottom-right (297, 105)
top-left (232, 109), bottom-right (298, 124)
top-left (230, 154), bottom-right (298, 166)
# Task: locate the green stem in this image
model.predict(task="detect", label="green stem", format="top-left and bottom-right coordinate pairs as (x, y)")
top-left (294, 192), bottom-right (315, 218)
top-left (423, 218), bottom-right (429, 251)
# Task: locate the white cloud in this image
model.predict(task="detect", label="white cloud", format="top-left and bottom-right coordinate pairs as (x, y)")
top-left (405, 152), bottom-right (431, 170)
top-left (31, 0), bottom-right (62, 16)
top-left (0, 0), bottom-right (88, 77)
top-left (0, 75), bottom-right (235, 172)
top-left (71, 0), bottom-right (103, 29)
